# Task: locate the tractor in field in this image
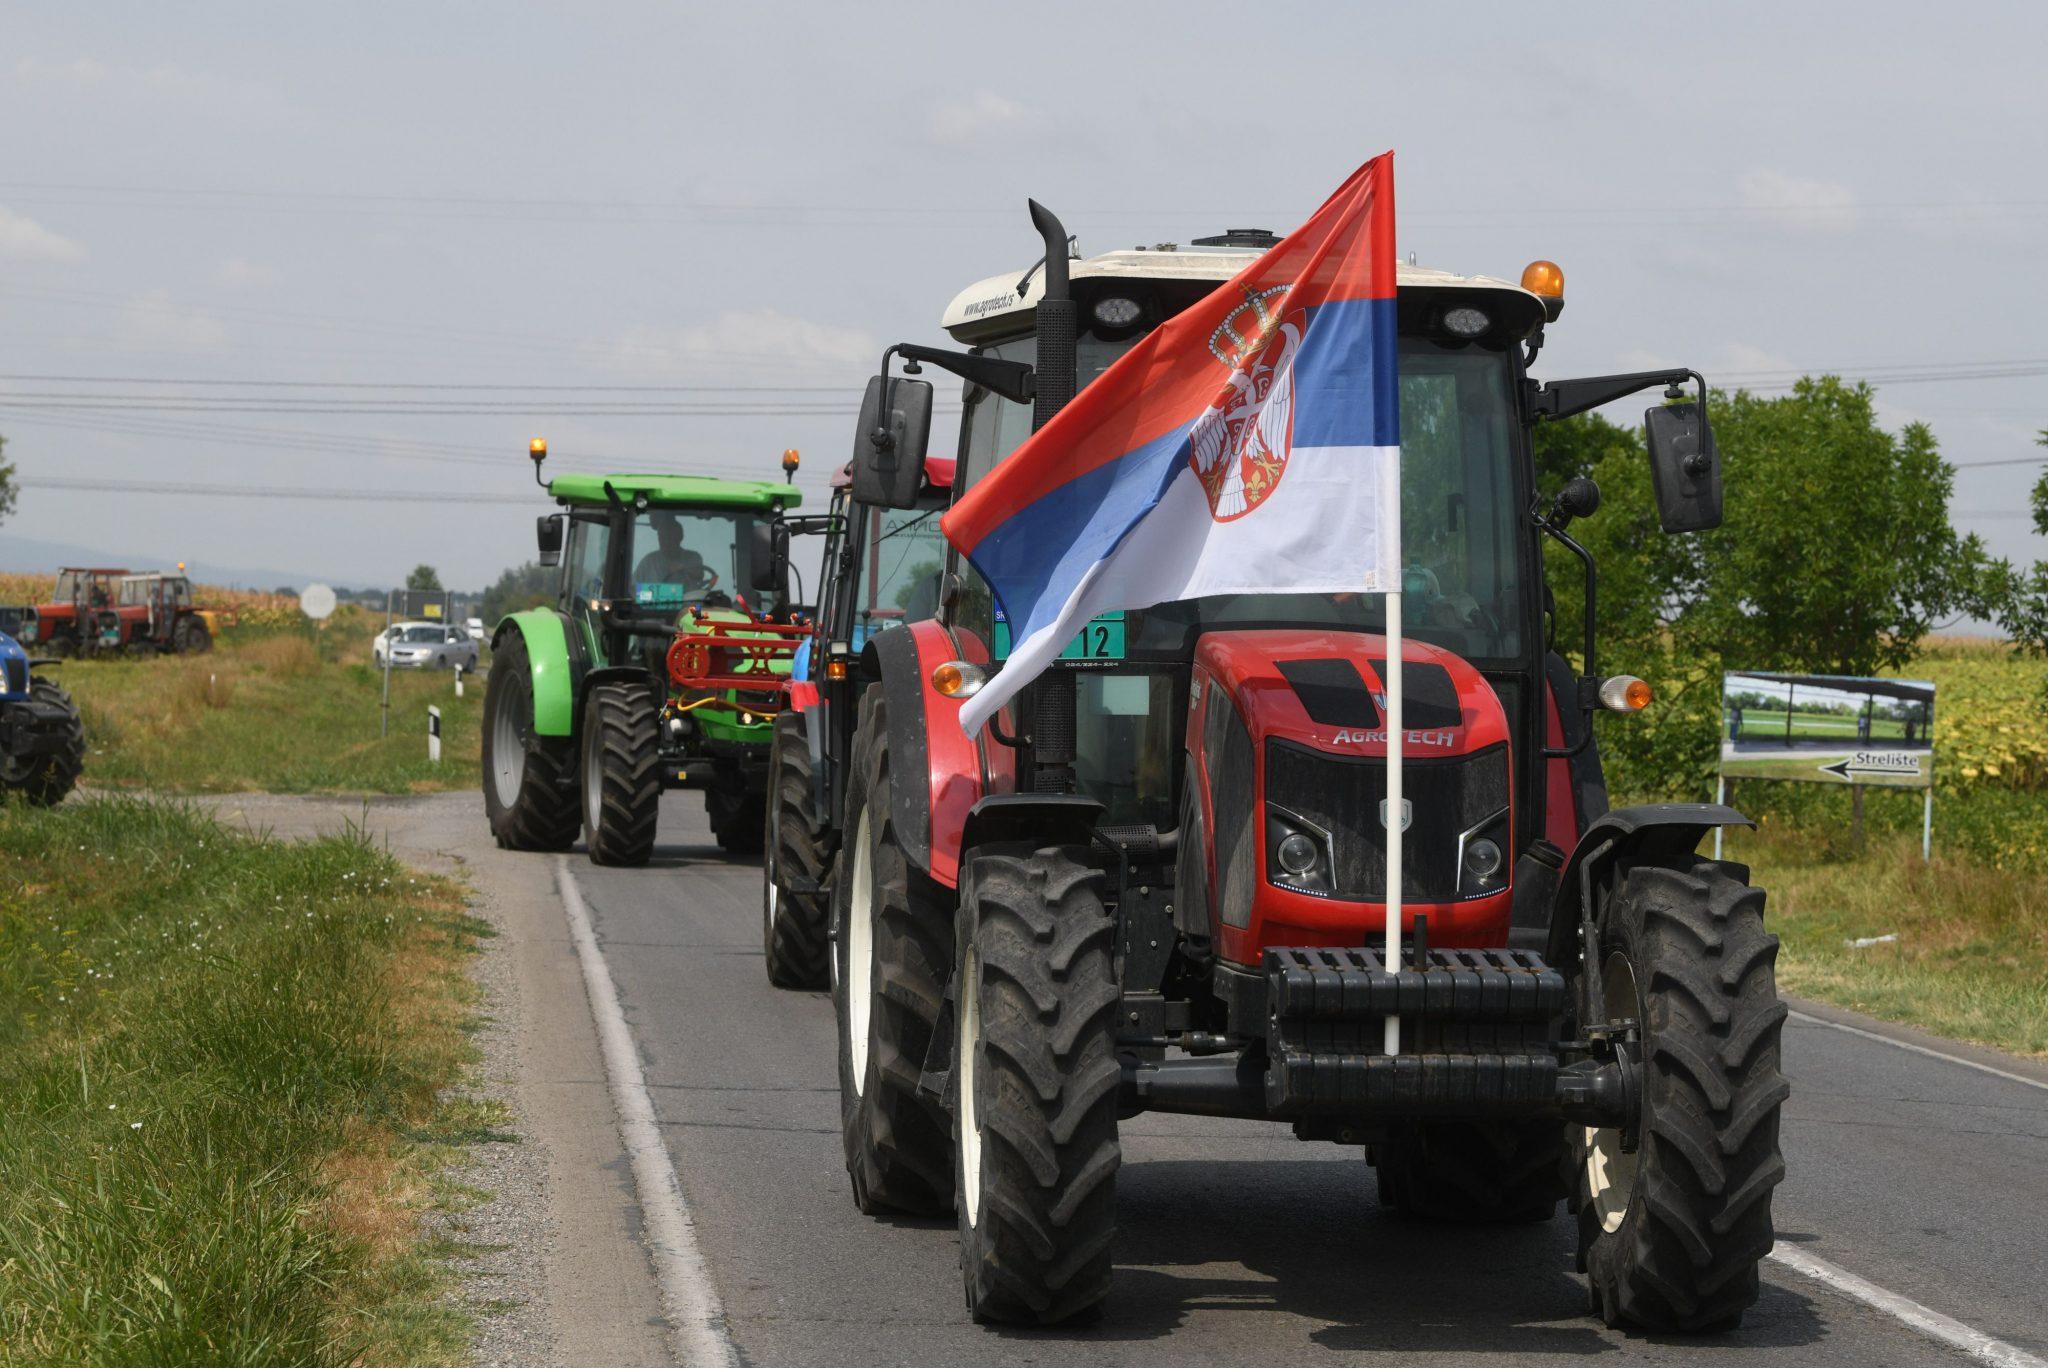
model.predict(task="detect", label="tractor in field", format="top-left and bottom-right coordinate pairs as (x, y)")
top-left (22, 567), bottom-right (129, 657)
top-left (0, 627), bottom-right (86, 805)
top-left (826, 206), bottom-right (1783, 1332)
top-left (22, 567), bottom-right (223, 656)
top-left (482, 442), bottom-right (804, 865)
top-left (761, 454), bottom-right (953, 987)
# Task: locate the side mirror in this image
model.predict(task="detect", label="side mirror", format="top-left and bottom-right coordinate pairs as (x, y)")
top-left (749, 521), bottom-right (790, 594)
top-left (1644, 401), bottom-right (1724, 533)
top-left (536, 513), bottom-right (566, 568)
top-left (851, 375), bottom-right (932, 510)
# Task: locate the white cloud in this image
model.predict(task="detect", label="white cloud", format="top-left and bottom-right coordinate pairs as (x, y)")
top-left (927, 91), bottom-right (1039, 150)
top-left (12, 55), bottom-right (273, 108)
top-left (115, 290), bottom-right (228, 354)
top-left (214, 257), bottom-right (282, 290)
top-left (590, 309), bottom-right (878, 380)
top-left (1739, 169), bottom-right (1858, 233)
top-left (11, 56), bottom-right (110, 86)
top-left (0, 206), bottom-right (86, 264)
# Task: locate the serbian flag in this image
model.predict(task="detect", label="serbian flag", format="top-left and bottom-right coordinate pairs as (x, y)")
top-left (943, 153), bottom-right (1399, 736)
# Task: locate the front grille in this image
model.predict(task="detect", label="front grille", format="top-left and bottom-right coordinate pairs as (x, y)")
top-left (1265, 739), bottom-right (1508, 901)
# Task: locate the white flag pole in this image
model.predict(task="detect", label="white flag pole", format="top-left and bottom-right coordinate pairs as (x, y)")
top-left (1384, 587), bottom-right (1404, 1055)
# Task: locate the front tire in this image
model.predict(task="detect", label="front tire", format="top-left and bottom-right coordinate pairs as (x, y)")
top-left (764, 713), bottom-right (829, 989)
top-left (833, 684), bottom-right (953, 1216)
top-left (953, 848), bottom-right (1122, 1325)
top-left (1, 677), bottom-right (87, 806)
top-left (481, 630), bottom-right (579, 851)
top-left (173, 616), bottom-right (211, 654)
top-left (1572, 858), bottom-right (1788, 1332)
top-left (581, 679), bottom-right (660, 866)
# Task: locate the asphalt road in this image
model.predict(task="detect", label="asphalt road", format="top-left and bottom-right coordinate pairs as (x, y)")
top-left (220, 789), bottom-right (2048, 1364)
top-left (554, 791), bottom-right (2048, 1366)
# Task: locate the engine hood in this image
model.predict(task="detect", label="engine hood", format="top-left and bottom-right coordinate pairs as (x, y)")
top-left (1192, 629), bottom-right (1509, 760)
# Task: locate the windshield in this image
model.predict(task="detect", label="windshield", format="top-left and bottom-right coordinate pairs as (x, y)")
top-left (861, 504), bottom-right (947, 628)
top-left (621, 507), bottom-right (774, 613)
top-left (956, 334), bottom-right (1138, 492)
top-left (399, 626), bottom-right (447, 643)
top-left (955, 334), bottom-right (1525, 663)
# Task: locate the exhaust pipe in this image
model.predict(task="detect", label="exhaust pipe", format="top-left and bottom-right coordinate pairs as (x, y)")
top-left (1026, 199), bottom-right (1077, 432)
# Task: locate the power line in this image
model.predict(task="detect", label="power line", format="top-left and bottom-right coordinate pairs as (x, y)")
top-left (0, 372), bottom-right (860, 393)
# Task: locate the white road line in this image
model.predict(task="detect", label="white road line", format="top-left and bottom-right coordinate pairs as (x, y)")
top-left (1789, 1009), bottom-right (2048, 1094)
top-left (556, 858), bottom-right (739, 1367)
top-left (1769, 1244), bottom-right (2046, 1368)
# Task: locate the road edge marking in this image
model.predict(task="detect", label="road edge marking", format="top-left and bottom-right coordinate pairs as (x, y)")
top-left (556, 858), bottom-right (739, 1367)
top-left (1769, 1244), bottom-right (2046, 1368)
top-left (1788, 1009), bottom-right (2048, 1094)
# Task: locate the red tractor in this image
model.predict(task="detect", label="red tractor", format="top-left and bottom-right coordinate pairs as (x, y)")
top-left (761, 454), bottom-right (954, 987)
top-left (25, 568), bottom-right (221, 656)
top-left (827, 208), bottom-right (1782, 1332)
top-left (25, 567), bottom-right (131, 656)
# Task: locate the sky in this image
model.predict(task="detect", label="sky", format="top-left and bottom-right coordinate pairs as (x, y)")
top-left (2, 1), bottom-right (2045, 595)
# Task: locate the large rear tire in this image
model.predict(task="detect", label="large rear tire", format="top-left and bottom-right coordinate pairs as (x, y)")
top-left (833, 684), bottom-right (953, 1215)
top-left (0, 677), bottom-right (86, 807)
top-left (764, 712), bottom-right (829, 989)
top-left (953, 848), bottom-right (1122, 1324)
top-left (1572, 858), bottom-right (1788, 1332)
top-left (481, 631), bottom-right (579, 852)
top-left (581, 679), bottom-right (660, 866)
top-left (173, 616), bottom-right (212, 655)
top-left (1373, 1118), bottom-right (1567, 1224)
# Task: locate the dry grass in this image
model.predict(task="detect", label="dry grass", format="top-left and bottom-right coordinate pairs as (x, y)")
top-left (55, 625), bottom-right (482, 794)
top-left (1728, 821), bottom-right (2048, 1057)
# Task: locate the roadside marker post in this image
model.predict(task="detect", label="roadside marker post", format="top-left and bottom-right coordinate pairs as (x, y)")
top-left (428, 706), bottom-right (442, 763)
top-left (454, 663), bottom-right (465, 698)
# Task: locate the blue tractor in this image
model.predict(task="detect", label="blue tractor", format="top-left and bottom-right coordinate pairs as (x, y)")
top-left (1, 624), bottom-right (86, 806)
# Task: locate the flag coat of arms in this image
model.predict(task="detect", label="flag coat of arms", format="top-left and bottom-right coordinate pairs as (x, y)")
top-left (943, 154), bottom-right (1399, 735)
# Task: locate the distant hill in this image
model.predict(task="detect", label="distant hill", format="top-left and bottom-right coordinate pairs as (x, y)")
top-left (0, 532), bottom-right (367, 593)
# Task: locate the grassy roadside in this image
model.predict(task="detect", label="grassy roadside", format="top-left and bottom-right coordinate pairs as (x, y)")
top-left (0, 796), bottom-right (493, 1364)
top-left (52, 624), bottom-right (482, 795)
top-left (1720, 822), bottom-right (2048, 1058)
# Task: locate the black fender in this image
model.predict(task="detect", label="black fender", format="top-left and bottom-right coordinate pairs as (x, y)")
top-left (960, 793), bottom-right (1104, 856)
top-left (1545, 803), bottom-right (1753, 967)
top-left (861, 624), bottom-right (935, 873)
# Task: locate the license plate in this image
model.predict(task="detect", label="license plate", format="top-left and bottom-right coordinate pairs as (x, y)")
top-left (991, 612), bottom-right (1125, 662)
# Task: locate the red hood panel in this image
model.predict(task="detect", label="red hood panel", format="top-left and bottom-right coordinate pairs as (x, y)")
top-left (1193, 630), bottom-right (1510, 759)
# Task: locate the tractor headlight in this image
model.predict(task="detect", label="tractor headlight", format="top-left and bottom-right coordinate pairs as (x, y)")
top-left (1266, 807), bottom-right (1334, 895)
top-left (1092, 295), bottom-right (1143, 330)
top-left (1439, 305), bottom-right (1492, 339)
top-left (1457, 812), bottom-right (1510, 896)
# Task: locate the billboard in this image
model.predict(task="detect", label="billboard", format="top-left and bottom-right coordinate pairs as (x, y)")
top-left (1720, 671), bottom-right (1935, 789)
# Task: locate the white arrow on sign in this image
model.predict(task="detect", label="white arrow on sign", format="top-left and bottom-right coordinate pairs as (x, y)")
top-left (1819, 751), bottom-right (1924, 780)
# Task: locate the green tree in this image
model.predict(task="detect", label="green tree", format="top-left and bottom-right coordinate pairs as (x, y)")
top-left (479, 561), bottom-right (556, 623)
top-left (405, 564), bottom-right (443, 592)
top-left (0, 433), bottom-right (16, 528)
top-left (1992, 432), bottom-right (2048, 656)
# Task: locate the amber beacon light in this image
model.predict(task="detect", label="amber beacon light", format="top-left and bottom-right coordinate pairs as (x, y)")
top-left (1520, 260), bottom-right (1565, 321)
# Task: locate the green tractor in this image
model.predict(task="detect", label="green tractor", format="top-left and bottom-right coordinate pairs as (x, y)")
top-left (483, 440), bottom-right (804, 865)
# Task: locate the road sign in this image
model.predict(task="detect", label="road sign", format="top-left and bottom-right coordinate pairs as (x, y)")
top-left (299, 583), bottom-right (337, 620)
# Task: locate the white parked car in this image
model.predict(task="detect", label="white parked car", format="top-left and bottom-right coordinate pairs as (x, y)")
top-left (465, 616), bottom-right (485, 641)
top-left (374, 621), bottom-right (480, 671)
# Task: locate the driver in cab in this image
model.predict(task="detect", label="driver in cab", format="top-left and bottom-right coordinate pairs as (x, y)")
top-left (635, 513), bottom-right (710, 595)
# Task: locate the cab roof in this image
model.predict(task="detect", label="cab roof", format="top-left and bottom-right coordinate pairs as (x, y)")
top-left (545, 472), bottom-right (802, 510)
top-left (941, 245), bottom-right (1546, 343)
